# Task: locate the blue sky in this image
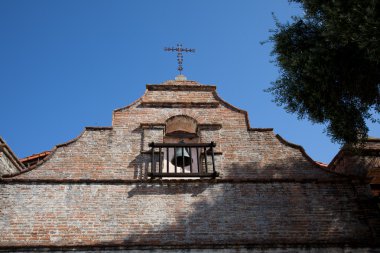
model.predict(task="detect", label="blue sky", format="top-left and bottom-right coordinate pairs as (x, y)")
top-left (0, 0), bottom-right (378, 163)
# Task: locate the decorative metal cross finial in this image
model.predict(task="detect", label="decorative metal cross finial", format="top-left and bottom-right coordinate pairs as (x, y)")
top-left (164, 43), bottom-right (195, 75)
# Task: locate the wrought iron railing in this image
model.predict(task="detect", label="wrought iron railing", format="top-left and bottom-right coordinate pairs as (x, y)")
top-left (148, 142), bottom-right (219, 178)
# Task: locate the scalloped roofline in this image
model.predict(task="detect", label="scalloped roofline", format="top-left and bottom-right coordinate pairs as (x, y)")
top-left (211, 90), bottom-right (273, 132)
top-left (109, 81), bottom-right (326, 172)
top-left (113, 93), bottom-right (146, 113)
top-left (275, 134), bottom-right (344, 176)
top-left (113, 82), bottom-right (273, 132)
top-left (5, 80), bottom-right (340, 179)
top-left (4, 127), bottom-right (113, 178)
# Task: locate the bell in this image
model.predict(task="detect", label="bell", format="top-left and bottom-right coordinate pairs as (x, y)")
top-left (171, 147), bottom-right (192, 168)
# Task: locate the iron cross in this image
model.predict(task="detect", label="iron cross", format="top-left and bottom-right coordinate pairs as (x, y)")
top-left (164, 43), bottom-right (195, 75)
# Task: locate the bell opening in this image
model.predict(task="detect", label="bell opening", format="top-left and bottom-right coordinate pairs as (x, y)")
top-left (171, 147), bottom-right (193, 168)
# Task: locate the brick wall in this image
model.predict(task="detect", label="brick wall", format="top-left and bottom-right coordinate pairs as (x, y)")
top-left (0, 181), bottom-right (377, 249)
top-left (329, 140), bottom-right (380, 179)
top-left (329, 139), bottom-right (380, 198)
top-left (1, 80), bottom-right (379, 251)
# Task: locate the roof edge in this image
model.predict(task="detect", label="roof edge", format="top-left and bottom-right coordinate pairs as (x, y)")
top-left (275, 134), bottom-right (344, 177)
top-left (5, 127), bottom-right (113, 178)
top-left (212, 91), bottom-right (273, 132)
top-left (0, 137), bottom-right (25, 175)
top-left (328, 138), bottom-right (380, 171)
top-left (146, 84), bottom-right (216, 91)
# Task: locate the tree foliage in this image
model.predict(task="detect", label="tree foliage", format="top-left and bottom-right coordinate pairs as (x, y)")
top-left (268, 0), bottom-right (380, 144)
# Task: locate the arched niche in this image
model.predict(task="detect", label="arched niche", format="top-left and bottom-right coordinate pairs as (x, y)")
top-left (164, 115), bottom-right (199, 143)
top-left (163, 115), bottom-right (201, 174)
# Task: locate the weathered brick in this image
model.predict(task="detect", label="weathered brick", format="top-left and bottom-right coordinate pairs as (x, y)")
top-left (0, 79), bottom-right (379, 252)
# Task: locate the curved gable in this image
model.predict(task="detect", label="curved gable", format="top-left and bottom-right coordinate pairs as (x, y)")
top-left (6, 79), bottom-right (342, 181)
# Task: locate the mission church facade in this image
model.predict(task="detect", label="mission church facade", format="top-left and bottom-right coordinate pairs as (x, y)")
top-left (1, 71), bottom-right (380, 252)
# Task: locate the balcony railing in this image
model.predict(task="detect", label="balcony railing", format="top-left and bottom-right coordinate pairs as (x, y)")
top-left (148, 142), bottom-right (219, 178)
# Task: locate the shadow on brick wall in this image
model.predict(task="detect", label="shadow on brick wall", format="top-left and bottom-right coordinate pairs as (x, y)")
top-left (221, 157), bottom-right (336, 180)
top-left (130, 148), bottom-right (335, 181)
top-left (111, 160), bottom-right (378, 248)
top-left (127, 182), bottom-right (209, 198)
top-left (129, 154), bottom-right (150, 179)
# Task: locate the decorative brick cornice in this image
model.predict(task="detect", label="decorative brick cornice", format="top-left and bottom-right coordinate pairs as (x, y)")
top-left (140, 123), bottom-right (166, 129)
top-left (198, 123), bottom-right (223, 130)
top-left (0, 177), bottom-right (353, 184)
top-left (249, 128), bottom-right (273, 132)
top-left (140, 101), bottom-right (219, 108)
top-left (147, 84), bottom-right (216, 91)
top-left (85, 126), bottom-right (113, 131)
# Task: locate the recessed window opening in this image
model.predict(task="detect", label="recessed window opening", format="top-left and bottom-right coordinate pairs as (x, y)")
top-left (164, 115), bottom-right (199, 173)
top-left (149, 115), bottom-right (218, 178)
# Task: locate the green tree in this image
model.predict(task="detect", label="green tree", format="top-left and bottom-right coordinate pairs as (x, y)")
top-left (267, 0), bottom-right (380, 144)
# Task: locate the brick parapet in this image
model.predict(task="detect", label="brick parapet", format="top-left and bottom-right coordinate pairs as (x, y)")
top-left (9, 82), bottom-right (341, 181)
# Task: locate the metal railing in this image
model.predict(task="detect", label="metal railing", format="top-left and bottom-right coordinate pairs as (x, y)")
top-left (148, 142), bottom-right (219, 178)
